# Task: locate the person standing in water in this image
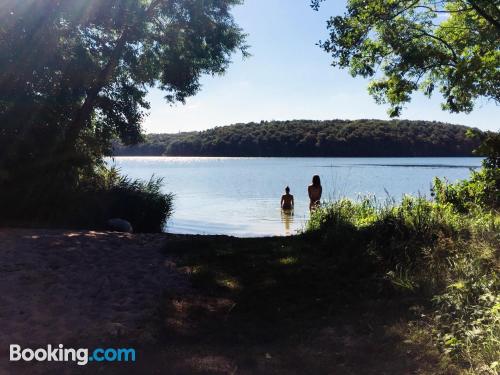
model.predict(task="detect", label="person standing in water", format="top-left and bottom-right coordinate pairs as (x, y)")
top-left (308, 175), bottom-right (322, 211)
top-left (281, 186), bottom-right (294, 210)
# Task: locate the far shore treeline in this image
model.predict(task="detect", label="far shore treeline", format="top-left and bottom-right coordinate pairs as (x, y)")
top-left (114, 119), bottom-right (483, 157)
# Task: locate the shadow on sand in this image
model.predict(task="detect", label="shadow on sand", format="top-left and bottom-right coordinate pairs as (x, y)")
top-left (141, 235), bottom-right (445, 375)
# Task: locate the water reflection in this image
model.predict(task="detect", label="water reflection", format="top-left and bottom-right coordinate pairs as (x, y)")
top-left (281, 209), bottom-right (294, 235)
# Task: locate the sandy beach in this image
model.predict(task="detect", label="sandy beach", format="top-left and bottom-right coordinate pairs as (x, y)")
top-left (0, 228), bottom-right (188, 374)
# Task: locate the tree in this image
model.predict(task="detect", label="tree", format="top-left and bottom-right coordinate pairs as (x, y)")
top-left (311, 0), bottom-right (500, 116)
top-left (114, 119), bottom-right (482, 157)
top-left (0, 0), bottom-right (247, 186)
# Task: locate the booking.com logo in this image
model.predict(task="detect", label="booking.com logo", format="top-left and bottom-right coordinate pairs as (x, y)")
top-left (10, 344), bottom-right (136, 366)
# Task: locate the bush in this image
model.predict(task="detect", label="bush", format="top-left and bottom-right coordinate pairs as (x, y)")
top-left (434, 130), bottom-right (500, 212)
top-left (0, 166), bottom-right (173, 233)
top-left (433, 168), bottom-right (499, 212)
top-left (307, 190), bottom-right (499, 372)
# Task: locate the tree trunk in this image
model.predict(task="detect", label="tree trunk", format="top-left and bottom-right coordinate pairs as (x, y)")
top-left (65, 31), bottom-right (129, 146)
top-left (65, 0), bottom-right (163, 146)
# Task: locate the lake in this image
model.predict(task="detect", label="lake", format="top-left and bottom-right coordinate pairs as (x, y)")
top-left (111, 157), bottom-right (483, 237)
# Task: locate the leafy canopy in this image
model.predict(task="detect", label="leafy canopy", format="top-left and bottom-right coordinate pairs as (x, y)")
top-left (312, 0), bottom-right (500, 116)
top-left (0, 0), bottom-right (247, 185)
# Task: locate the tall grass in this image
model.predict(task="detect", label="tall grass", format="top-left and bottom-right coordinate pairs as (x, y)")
top-left (0, 166), bottom-right (173, 232)
top-left (307, 195), bottom-right (499, 373)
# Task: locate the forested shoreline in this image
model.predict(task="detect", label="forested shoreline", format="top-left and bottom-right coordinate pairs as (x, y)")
top-left (114, 120), bottom-right (483, 157)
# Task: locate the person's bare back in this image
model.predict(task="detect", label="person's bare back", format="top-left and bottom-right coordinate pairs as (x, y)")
top-left (281, 186), bottom-right (294, 210)
top-left (308, 175), bottom-right (322, 210)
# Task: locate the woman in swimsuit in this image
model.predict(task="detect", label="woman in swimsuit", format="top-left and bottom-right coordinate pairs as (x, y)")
top-left (308, 175), bottom-right (322, 211)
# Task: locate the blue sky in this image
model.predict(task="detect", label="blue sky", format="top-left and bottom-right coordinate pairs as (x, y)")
top-left (143, 0), bottom-right (498, 134)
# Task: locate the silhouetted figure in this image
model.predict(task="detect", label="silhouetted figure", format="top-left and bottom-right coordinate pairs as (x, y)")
top-left (308, 175), bottom-right (322, 211)
top-left (281, 186), bottom-right (294, 210)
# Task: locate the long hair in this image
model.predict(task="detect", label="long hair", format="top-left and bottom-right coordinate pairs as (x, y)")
top-left (312, 175), bottom-right (321, 186)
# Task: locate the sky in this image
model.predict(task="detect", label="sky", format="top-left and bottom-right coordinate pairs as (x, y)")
top-left (143, 0), bottom-right (499, 134)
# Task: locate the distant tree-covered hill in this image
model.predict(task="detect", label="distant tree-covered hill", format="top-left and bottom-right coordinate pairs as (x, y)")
top-left (114, 119), bottom-right (483, 157)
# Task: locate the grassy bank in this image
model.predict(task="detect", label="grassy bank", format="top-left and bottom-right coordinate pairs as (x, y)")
top-left (165, 181), bottom-right (498, 373)
top-left (307, 195), bottom-right (499, 373)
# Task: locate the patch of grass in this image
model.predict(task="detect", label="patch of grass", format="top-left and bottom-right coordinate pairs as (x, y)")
top-left (162, 235), bottom-right (446, 374)
top-left (307, 195), bottom-right (499, 374)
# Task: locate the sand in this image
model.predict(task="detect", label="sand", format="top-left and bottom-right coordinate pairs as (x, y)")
top-left (0, 228), bottom-right (188, 374)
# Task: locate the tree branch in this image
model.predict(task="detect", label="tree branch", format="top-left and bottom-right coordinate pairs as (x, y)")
top-left (465, 0), bottom-right (500, 31)
top-left (411, 28), bottom-right (459, 63)
top-left (66, 0), bottom-right (166, 144)
top-left (414, 5), bottom-right (473, 13)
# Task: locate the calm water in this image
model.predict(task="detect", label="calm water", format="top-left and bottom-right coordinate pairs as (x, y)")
top-left (111, 157), bottom-right (482, 237)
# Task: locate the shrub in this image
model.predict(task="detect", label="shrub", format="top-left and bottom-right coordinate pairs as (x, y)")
top-left (433, 168), bottom-right (499, 212)
top-left (0, 166), bottom-right (173, 233)
top-left (434, 130), bottom-right (500, 212)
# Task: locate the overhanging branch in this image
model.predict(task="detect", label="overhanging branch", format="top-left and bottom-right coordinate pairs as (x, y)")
top-left (466, 0), bottom-right (500, 31)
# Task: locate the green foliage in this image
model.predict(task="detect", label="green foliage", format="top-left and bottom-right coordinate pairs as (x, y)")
top-left (475, 133), bottom-right (500, 170)
top-left (0, 0), bottom-right (245, 229)
top-left (115, 119), bottom-right (482, 157)
top-left (433, 169), bottom-right (499, 212)
top-left (306, 178), bottom-right (499, 372)
top-left (83, 167), bottom-right (174, 232)
top-left (433, 131), bottom-right (500, 211)
top-left (0, 166), bottom-right (173, 233)
top-left (0, 0), bottom-right (246, 163)
top-left (433, 246), bottom-right (499, 373)
top-left (312, 0), bottom-right (500, 117)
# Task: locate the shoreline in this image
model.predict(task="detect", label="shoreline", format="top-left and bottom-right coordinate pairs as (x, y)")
top-left (112, 155), bottom-right (484, 158)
